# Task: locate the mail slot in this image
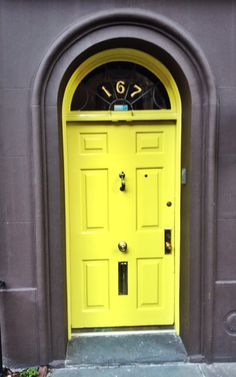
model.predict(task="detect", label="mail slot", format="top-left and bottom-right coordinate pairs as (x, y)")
top-left (118, 262), bottom-right (128, 295)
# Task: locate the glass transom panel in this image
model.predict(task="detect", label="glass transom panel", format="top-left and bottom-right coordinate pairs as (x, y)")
top-left (71, 62), bottom-right (171, 111)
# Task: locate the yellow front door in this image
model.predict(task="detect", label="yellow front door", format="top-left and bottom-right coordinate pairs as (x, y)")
top-left (67, 122), bottom-right (176, 329)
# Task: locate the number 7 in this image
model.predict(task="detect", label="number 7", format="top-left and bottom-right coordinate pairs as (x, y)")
top-left (131, 84), bottom-right (142, 98)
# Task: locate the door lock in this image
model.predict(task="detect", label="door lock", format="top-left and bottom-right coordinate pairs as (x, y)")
top-left (118, 240), bottom-right (128, 252)
top-left (165, 229), bottom-right (172, 254)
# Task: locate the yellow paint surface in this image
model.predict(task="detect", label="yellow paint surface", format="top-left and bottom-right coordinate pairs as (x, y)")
top-left (62, 48), bottom-right (181, 334)
top-left (67, 123), bottom-right (176, 328)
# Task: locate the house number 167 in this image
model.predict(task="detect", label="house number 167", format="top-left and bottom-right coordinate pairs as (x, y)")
top-left (102, 81), bottom-right (142, 98)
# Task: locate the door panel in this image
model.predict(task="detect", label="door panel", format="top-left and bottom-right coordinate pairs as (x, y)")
top-left (137, 168), bottom-right (161, 229)
top-left (82, 260), bottom-right (109, 310)
top-left (81, 169), bottom-right (108, 231)
top-left (137, 258), bottom-right (161, 308)
top-left (67, 123), bottom-right (175, 328)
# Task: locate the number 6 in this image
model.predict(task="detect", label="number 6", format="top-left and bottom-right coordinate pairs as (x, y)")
top-left (116, 80), bottom-right (125, 94)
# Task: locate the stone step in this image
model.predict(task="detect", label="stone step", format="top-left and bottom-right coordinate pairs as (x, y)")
top-left (50, 363), bottom-right (236, 377)
top-left (66, 331), bottom-right (188, 367)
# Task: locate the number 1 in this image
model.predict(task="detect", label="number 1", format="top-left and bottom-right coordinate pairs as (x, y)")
top-left (102, 86), bottom-right (112, 98)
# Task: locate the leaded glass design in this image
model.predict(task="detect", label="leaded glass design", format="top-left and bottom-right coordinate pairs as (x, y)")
top-left (71, 62), bottom-right (171, 111)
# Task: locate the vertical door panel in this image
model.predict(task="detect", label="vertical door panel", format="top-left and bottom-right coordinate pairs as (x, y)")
top-left (81, 169), bottom-right (108, 231)
top-left (137, 168), bottom-right (161, 229)
top-left (137, 258), bottom-right (161, 308)
top-left (83, 260), bottom-right (109, 310)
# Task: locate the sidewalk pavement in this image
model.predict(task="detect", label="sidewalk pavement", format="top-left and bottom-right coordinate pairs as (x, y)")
top-left (49, 363), bottom-right (236, 377)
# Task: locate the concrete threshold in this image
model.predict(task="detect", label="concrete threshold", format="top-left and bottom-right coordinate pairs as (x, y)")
top-left (66, 331), bottom-right (188, 367)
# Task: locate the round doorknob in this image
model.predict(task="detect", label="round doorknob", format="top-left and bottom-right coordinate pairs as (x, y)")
top-left (118, 241), bottom-right (128, 252)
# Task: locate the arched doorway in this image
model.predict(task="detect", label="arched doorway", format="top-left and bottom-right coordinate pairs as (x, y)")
top-left (31, 10), bottom-right (217, 364)
top-left (62, 48), bottom-right (181, 334)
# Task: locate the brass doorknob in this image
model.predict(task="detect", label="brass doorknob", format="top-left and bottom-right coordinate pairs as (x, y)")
top-left (118, 241), bottom-right (128, 252)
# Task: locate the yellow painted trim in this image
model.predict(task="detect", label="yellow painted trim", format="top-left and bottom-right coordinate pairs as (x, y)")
top-left (62, 48), bottom-right (181, 338)
top-left (62, 104), bottom-right (72, 340)
top-left (175, 114), bottom-right (181, 336)
top-left (63, 48), bottom-right (179, 116)
top-left (65, 111), bottom-right (179, 122)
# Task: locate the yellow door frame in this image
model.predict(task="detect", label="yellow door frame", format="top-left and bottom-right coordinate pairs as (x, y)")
top-left (62, 48), bottom-right (182, 338)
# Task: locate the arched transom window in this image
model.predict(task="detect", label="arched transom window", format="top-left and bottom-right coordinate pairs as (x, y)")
top-left (71, 61), bottom-right (171, 112)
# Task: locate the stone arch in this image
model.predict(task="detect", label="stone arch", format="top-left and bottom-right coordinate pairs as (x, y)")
top-left (31, 9), bottom-right (217, 364)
